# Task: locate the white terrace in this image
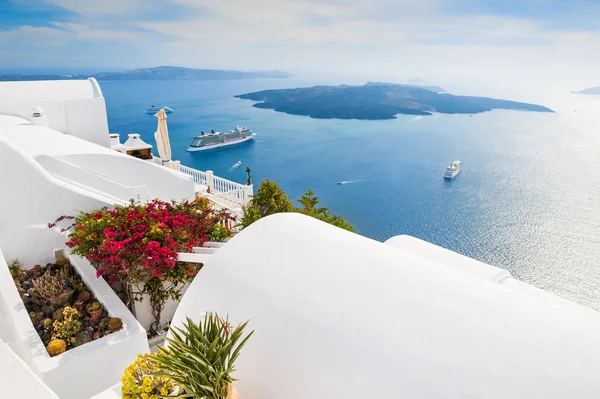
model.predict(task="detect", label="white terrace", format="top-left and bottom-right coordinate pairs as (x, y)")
top-left (1, 79), bottom-right (600, 398)
top-left (0, 78), bottom-right (250, 265)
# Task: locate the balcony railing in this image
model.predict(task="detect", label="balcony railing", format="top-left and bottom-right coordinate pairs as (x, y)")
top-left (152, 157), bottom-right (253, 209)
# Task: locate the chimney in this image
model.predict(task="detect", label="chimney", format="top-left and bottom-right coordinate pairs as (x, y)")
top-left (30, 107), bottom-right (49, 127)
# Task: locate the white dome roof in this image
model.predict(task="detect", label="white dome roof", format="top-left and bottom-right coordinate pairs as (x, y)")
top-left (172, 212), bottom-right (600, 399)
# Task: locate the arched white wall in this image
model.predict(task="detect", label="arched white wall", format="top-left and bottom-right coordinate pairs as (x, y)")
top-left (171, 213), bottom-right (600, 399)
top-left (0, 137), bottom-right (110, 266)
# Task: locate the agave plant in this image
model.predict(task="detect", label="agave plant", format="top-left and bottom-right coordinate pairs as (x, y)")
top-left (151, 313), bottom-right (253, 399)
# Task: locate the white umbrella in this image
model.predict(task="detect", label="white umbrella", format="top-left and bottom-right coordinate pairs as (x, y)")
top-left (154, 108), bottom-right (176, 169)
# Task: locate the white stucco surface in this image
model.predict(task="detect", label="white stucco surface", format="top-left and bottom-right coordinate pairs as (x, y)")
top-left (0, 79), bottom-right (110, 147)
top-left (171, 213), bottom-right (600, 399)
top-left (0, 115), bottom-right (119, 157)
top-left (0, 116), bottom-right (194, 262)
top-left (385, 234), bottom-right (585, 310)
top-left (0, 79), bottom-right (100, 103)
top-left (0, 134), bottom-right (111, 265)
top-left (1, 339), bottom-right (59, 399)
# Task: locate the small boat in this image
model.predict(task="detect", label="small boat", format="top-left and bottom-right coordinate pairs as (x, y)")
top-left (444, 160), bottom-right (462, 179)
top-left (146, 106), bottom-right (173, 114)
top-left (234, 161), bottom-right (242, 167)
top-left (188, 126), bottom-right (256, 152)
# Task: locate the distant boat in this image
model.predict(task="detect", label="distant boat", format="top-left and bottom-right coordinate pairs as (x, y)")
top-left (146, 105), bottom-right (173, 114)
top-left (444, 160), bottom-right (462, 179)
top-left (188, 126), bottom-right (256, 152)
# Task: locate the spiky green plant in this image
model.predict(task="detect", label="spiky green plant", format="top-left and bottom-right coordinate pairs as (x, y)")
top-left (150, 313), bottom-right (253, 399)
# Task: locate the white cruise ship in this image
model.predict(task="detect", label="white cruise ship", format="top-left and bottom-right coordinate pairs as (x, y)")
top-left (444, 160), bottom-right (462, 179)
top-left (187, 126), bottom-right (255, 152)
top-left (146, 105), bottom-right (173, 114)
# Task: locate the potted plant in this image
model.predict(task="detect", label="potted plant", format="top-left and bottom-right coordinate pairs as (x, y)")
top-left (53, 198), bottom-right (236, 335)
top-left (152, 313), bottom-right (253, 398)
top-left (8, 260), bottom-right (122, 356)
top-left (122, 313), bottom-right (253, 398)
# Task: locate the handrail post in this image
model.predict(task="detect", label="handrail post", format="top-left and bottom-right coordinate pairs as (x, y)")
top-left (206, 170), bottom-right (215, 193)
top-left (173, 160), bottom-right (181, 171)
top-left (244, 184), bottom-right (254, 204)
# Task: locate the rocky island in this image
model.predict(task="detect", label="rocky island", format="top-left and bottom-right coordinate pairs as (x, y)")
top-left (0, 66), bottom-right (292, 82)
top-left (235, 82), bottom-right (554, 120)
top-left (573, 86), bottom-right (600, 95)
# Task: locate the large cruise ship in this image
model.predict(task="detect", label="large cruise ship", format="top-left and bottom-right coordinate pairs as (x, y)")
top-left (444, 160), bottom-right (462, 179)
top-left (187, 126), bottom-right (256, 152)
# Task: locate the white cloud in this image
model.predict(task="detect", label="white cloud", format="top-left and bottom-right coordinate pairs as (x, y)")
top-left (4, 0), bottom-right (600, 87)
top-left (43, 0), bottom-right (146, 16)
top-left (49, 21), bottom-right (148, 41)
top-left (0, 25), bottom-right (70, 46)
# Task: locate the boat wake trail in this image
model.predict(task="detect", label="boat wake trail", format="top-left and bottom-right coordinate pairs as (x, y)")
top-left (228, 161), bottom-right (242, 172)
top-left (337, 179), bottom-right (364, 185)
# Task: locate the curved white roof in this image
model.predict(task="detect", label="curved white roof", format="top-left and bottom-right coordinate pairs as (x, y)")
top-left (0, 78), bottom-right (102, 103)
top-left (0, 115), bottom-right (118, 157)
top-left (172, 213), bottom-right (600, 399)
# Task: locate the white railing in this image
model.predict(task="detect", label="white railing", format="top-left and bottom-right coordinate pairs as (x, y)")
top-left (152, 157), bottom-right (252, 207)
top-left (178, 164), bottom-right (208, 187)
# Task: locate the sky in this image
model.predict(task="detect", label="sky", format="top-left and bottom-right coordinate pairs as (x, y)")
top-left (1, 0), bottom-right (599, 89)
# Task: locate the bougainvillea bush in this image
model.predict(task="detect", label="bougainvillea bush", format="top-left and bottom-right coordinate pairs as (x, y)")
top-left (52, 197), bottom-right (235, 334)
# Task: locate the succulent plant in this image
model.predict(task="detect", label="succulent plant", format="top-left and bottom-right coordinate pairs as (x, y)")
top-left (29, 311), bottom-right (44, 325)
top-left (8, 259), bottom-right (24, 281)
top-left (43, 318), bottom-right (53, 330)
top-left (32, 270), bottom-right (73, 306)
top-left (108, 318), bottom-right (123, 332)
top-left (121, 353), bottom-right (178, 398)
top-left (47, 339), bottom-right (67, 357)
top-left (52, 306), bottom-right (82, 343)
top-left (54, 258), bottom-right (69, 267)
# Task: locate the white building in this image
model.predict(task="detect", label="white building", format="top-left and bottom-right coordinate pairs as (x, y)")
top-left (2, 80), bottom-right (600, 398)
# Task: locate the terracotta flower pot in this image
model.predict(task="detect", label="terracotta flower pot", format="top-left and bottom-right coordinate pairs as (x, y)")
top-left (226, 383), bottom-right (240, 399)
top-left (86, 303), bottom-right (103, 318)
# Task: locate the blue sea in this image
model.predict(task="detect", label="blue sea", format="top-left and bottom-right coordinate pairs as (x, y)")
top-left (102, 79), bottom-right (600, 310)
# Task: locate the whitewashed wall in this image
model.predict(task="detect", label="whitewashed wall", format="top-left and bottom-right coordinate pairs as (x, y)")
top-left (171, 213), bottom-right (600, 399)
top-left (59, 153), bottom-right (195, 202)
top-left (1, 339), bottom-right (60, 399)
top-left (0, 137), bottom-right (110, 266)
top-left (0, 79), bottom-right (110, 147)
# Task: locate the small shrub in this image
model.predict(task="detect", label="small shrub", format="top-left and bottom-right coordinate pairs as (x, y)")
top-left (242, 179), bottom-right (355, 232)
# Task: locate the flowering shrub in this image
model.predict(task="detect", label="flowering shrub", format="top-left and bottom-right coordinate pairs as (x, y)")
top-left (54, 197), bottom-right (235, 334)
